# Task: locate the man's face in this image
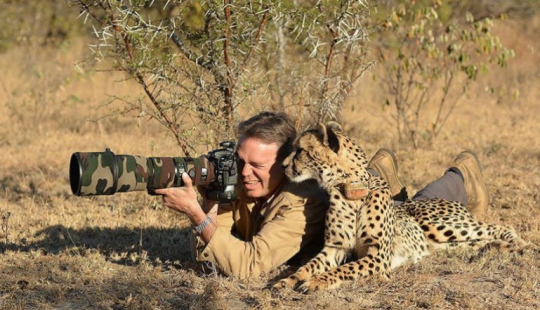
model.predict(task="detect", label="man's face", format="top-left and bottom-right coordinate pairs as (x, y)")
top-left (237, 137), bottom-right (285, 200)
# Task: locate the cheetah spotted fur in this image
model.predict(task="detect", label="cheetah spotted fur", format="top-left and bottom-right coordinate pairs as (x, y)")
top-left (274, 122), bottom-right (531, 293)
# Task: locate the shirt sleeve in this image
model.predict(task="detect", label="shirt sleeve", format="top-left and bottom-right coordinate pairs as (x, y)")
top-left (189, 202), bottom-right (235, 260)
top-left (192, 193), bottom-right (322, 278)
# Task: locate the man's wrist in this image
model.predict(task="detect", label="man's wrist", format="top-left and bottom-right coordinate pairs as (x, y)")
top-left (193, 215), bottom-right (212, 235)
top-left (201, 199), bottom-right (219, 213)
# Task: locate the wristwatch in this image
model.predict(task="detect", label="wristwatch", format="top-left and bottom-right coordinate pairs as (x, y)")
top-left (194, 215), bottom-right (212, 235)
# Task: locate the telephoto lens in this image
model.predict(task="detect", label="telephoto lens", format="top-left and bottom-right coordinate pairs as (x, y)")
top-left (69, 149), bottom-right (209, 196)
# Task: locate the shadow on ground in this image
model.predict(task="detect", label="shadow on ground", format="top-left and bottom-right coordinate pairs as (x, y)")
top-left (0, 224), bottom-right (193, 265)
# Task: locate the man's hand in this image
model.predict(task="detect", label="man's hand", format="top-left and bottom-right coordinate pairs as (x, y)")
top-left (154, 173), bottom-right (201, 218)
top-left (154, 173), bottom-right (218, 242)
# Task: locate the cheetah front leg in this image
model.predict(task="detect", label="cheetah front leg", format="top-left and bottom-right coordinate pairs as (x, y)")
top-left (273, 247), bottom-right (348, 289)
top-left (292, 188), bottom-right (395, 293)
top-left (275, 188), bottom-right (357, 290)
top-left (296, 245), bottom-right (392, 293)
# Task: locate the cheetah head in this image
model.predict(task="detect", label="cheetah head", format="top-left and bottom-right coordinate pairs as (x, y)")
top-left (283, 122), bottom-right (370, 190)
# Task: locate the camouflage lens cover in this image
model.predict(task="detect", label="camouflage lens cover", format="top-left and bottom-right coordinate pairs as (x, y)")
top-left (70, 150), bottom-right (213, 196)
top-left (70, 150), bottom-right (149, 196)
top-left (146, 157), bottom-right (177, 190)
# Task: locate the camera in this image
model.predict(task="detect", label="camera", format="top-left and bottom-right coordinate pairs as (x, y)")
top-left (69, 141), bottom-right (238, 202)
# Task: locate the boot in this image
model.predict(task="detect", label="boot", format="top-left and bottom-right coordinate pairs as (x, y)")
top-left (450, 151), bottom-right (488, 218)
top-left (368, 148), bottom-right (408, 201)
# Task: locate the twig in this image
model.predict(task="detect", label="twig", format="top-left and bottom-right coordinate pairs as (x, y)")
top-left (2, 212), bottom-right (11, 245)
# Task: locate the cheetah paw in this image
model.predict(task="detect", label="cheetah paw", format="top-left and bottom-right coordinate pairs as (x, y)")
top-left (296, 278), bottom-right (329, 294)
top-left (272, 277), bottom-right (299, 290)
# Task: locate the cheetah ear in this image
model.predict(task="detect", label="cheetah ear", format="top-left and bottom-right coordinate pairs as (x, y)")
top-left (326, 122), bottom-right (341, 153)
top-left (314, 123), bottom-right (329, 146)
top-left (314, 122), bottom-right (340, 153)
top-left (326, 121), bottom-right (342, 133)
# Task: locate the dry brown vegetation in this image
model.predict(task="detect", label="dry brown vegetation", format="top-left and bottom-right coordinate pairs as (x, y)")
top-left (1, 9), bottom-right (539, 310)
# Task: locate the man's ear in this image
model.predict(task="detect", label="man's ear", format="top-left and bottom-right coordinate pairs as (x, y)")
top-left (326, 121), bottom-right (341, 153)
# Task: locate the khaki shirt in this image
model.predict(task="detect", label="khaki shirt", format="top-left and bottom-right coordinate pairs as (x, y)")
top-left (190, 179), bottom-right (328, 278)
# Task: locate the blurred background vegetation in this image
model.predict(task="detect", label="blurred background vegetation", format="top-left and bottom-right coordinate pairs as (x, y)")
top-left (1, 0), bottom-right (538, 150)
top-left (1, 0), bottom-right (537, 53)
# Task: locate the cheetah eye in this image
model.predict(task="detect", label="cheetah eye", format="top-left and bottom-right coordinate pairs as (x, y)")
top-left (292, 149), bottom-right (307, 163)
top-left (283, 148), bottom-right (300, 169)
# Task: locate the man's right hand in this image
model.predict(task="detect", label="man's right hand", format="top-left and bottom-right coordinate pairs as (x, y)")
top-left (154, 173), bottom-right (218, 242)
top-left (154, 173), bottom-right (200, 218)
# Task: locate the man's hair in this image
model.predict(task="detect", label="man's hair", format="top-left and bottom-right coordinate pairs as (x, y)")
top-left (237, 111), bottom-right (297, 161)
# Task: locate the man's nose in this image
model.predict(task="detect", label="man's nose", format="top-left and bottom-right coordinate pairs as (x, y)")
top-left (241, 163), bottom-right (252, 176)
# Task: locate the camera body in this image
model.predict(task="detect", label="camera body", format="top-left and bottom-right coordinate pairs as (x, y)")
top-left (201, 141), bottom-right (238, 202)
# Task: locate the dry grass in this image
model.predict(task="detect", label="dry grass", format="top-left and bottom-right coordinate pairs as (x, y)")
top-left (1, 16), bottom-right (540, 310)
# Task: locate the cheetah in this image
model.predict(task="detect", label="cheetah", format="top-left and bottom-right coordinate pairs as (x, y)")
top-left (274, 121), bottom-right (531, 293)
